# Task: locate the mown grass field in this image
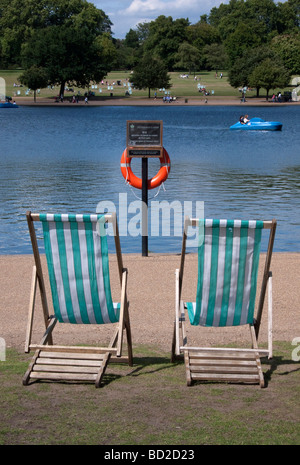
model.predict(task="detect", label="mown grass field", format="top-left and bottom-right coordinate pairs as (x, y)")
top-left (0, 69), bottom-right (293, 102)
top-left (0, 342), bottom-right (299, 446)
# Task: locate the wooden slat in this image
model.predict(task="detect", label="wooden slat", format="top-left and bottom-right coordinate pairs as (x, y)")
top-left (29, 345), bottom-right (118, 354)
top-left (191, 373), bottom-right (260, 382)
top-left (30, 372), bottom-right (97, 382)
top-left (24, 349), bottom-right (112, 387)
top-left (38, 351), bottom-right (107, 361)
top-left (182, 347), bottom-right (269, 357)
top-left (190, 365), bottom-right (259, 374)
top-left (185, 349), bottom-right (264, 386)
top-left (189, 358), bottom-right (257, 367)
top-left (37, 357), bottom-right (103, 367)
top-left (33, 364), bottom-right (101, 374)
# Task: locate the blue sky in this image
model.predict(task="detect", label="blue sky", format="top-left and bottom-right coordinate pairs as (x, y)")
top-left (93, 0), bottom-right (229, 38)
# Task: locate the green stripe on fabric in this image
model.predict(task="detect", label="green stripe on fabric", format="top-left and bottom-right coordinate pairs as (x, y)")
top-left (190, 220), bottom-right (205, 326)
top-left (100, 225), bottom-right (119, 323)
top-left (186, 302), bottom-right (195, 323)
top-left (206, 220), bottom-right (220, 326)
top-left (233, 222), bottom-right (249, 326)
top-left (83, 220), bottom-right (104, 324)
top-left (247, 224), bottom-right (263, 324)
top-left (219, 223), bottom-right (234, 326)
top-left (55, 221), bottom-right (77, 324)
top-left (70, 221), bottom-right (90, 324)
top-left (41, 220), bottom-right (63, 323)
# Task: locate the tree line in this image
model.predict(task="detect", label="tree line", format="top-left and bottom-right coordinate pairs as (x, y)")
top-left (0, 0), bottom-right (299, 98)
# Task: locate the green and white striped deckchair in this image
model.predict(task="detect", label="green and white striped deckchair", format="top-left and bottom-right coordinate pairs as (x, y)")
top-left (23, 212), bottom-right (132, 388)
top-left (172, 217), bottom-right (276, 388)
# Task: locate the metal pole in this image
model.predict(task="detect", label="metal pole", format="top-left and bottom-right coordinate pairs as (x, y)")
top-left (142, 157), bottom-right (148, 256)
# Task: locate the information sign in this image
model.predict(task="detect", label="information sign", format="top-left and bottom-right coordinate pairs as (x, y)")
top-left (127, 120), bottom-right (163, 157)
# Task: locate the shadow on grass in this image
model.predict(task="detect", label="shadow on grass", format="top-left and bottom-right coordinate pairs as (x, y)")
top-left (128, 355), bottom-right (183, 378)
top-left (263, 354), bottom-right (300, 387)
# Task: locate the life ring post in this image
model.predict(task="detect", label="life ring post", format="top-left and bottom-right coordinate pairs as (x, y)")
top-left (121, 121), bottom-right (171, 257)
top-left (141, 158), bottom-right (148, 257)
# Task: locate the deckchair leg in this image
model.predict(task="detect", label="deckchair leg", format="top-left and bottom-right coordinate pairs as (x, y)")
top-left (95, 352), bottom-right (111, 388)
top-left (250, 325), bottom-right (265, 388)
top-left (23, 350), bottom-right (40, 385)
top-left (124, 316), bottom-right (133, 366)
top-left (25, 266), bottom-right (38, 353)
top-left (171, 322), bottom-right (176, 363)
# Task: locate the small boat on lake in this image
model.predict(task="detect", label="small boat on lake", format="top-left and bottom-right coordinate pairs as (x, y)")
top-left (230, 117), bottom-right (282, 131)
top-left (0, 101), bottom-right (19, 108)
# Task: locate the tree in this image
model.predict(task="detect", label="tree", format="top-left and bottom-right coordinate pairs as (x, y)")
top-left (203, 43), bottom-right (229, 73)
top-left (129, 54), bottom-right (171, 98)
top-left (249, 58), bottom-right (291, 99)
top-left (174, 42), bottom-right (201, 75)
top-left (228, 46), bottom-right (281, 96)
top-left (143, 16), bottom-right (190, 70)
top-left (18, 0), bottom-right (115, 97)
top-left (271, 34), bottom-right (300, 74)
top-left (18, 66), bottom-right (48, 102)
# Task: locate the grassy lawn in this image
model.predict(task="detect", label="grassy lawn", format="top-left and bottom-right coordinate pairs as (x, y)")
top-left (0, 342), bottom-right (299, 446)
top-left (0, 69), bottom-right (294, 102)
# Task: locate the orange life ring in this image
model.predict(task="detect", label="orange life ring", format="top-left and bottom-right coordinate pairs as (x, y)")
top-left (120, 148), bottom-right (171, 190)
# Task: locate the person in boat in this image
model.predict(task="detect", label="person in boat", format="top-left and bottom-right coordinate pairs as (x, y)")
top-left (243, 114), bottom-right (250, 124)
top-left (239, 115), bottom-right (244, 124)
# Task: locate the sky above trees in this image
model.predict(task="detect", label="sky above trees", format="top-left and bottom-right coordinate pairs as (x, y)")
top-left (93, 0), bottom-right (229, 38)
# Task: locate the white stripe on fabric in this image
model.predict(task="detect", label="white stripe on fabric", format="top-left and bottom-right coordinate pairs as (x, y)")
top-left (226, 220), bottom-right (241, 325)
top-left (78, 221), bottom-right (96, 324)
top-left (240, 226), bottom-right (255, 324)
top-left (213, 220), bottom-right (227, 326)
top-left (63, 222), bottom-right (82, 324)
top-left (199, 220), bottom-right (213, 325)
top-left (92, 222), bottom-right (111, 324)
top-left (49, 222), bottom-right (69, 322)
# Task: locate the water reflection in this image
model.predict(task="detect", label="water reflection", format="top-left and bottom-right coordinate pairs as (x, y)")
top-left (0, 105), bottom-right (299, 253)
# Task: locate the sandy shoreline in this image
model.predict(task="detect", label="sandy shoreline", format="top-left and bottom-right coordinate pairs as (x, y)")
top-left (13, 95), bottom-right (300, 107)
top-left (0, 252), bottom-right (299, 354)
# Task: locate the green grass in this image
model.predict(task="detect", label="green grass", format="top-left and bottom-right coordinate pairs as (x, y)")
top-left (0, 342), bottom-right (299, 445)
top-left (0, 69), bottom-right (295, 102)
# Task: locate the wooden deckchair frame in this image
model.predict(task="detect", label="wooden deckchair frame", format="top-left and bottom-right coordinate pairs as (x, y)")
top-left (171, 217), bottom-right (276, 388)
top-left (23, 211), bottom-right (133, 388)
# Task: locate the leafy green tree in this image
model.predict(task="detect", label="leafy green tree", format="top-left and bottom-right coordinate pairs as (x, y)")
top-left (174, 42), bottom-right (201, 75)
top-left (143, 15), bottom-right (190, 70)
top-left (0, 0), bottom-right (48, 66)
top-left (271, 34), bottom-right (300, 74)
top-left (20, 0), bottom-right (115, 97)
top-left (203, 43), bottom-right (229, 73)
top-left (228, 46), bottom-right (279, 95)
top-left (187, 20), bottom-right (220, 50)
top-left (224, 22), bottom-right (265, 65)
top-left (249, 58), bottom-right (291, 99)
top-left (277, 0), bottom-right (300, 33)
top-left (129, 54), bottom-right (171, 98)
top-left (18, 65), bottom-right (48, 102)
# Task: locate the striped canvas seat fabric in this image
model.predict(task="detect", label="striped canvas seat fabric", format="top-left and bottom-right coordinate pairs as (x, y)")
top-left (186, 219), bottom-right (263, 327)
top-left (40, 214), bottom-right (120, 325)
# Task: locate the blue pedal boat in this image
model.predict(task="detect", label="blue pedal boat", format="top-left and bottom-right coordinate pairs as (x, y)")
top-left (230, 117), bottom-right (282, 131)
top-left (0, 102), bottom-right (19, 108)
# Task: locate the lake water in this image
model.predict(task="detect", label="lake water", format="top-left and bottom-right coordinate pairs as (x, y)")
top-left (0, 104), bottom-right (299, 254)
